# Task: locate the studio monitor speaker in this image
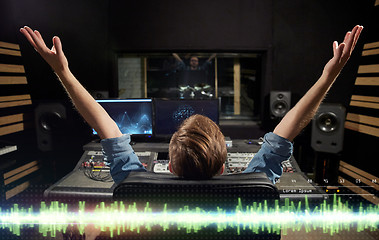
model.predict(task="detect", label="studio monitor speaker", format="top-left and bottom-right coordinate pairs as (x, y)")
top-left (35, 102), bottom-right (67, 152)
top-left (270, 91), bottom-right (291, 118)
top-left (311, 103), bottom-right (346, 154)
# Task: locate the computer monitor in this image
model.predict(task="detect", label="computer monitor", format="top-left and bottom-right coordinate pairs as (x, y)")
top-left (93, 99), bottom-right (153, 136)
top-left (154, 98), bottom-right (220, 136)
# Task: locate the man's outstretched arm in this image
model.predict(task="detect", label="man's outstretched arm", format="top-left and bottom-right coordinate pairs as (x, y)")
top-left (20, 26), bottom-right (122, 140)
top-left (273, 25), bottom-right (363, 141)
top-left (172, 53), bottom-right (183, 62)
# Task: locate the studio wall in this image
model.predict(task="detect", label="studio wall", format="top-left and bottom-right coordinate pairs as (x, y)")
top-left (2, 0), bottom-right (373, 105)
top-left (4, 0), bottom-right (109, 100)
top-left (272, 0), bottom-right (374, 106)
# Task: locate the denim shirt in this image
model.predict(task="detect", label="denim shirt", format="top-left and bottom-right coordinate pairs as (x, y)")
top-left (101, 134), bottom-right (146, 184)
top-left (242, 132), bottom-right (293, 183)
top-left (101, 132), bottom-right (293, 184)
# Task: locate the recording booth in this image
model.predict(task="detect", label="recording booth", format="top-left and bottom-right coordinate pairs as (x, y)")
top-left (44, 98), bottom-right (327, 205)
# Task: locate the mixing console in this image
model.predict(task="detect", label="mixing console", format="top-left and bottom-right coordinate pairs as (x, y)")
top-left (44, 139), bottom-right (326, 202)
top-left (80, 149), bottom-right (298, 179)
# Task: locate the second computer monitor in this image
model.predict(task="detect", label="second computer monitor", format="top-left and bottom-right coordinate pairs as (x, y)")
top-left (154, 99), bottom-right (220, 136)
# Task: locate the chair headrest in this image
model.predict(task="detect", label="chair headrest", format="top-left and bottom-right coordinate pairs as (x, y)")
top-left (113, 171), bottom-right (279, 210)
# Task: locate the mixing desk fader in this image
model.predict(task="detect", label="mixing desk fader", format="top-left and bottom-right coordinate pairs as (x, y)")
top-left (135, 151), bottom-right (158, 170)
top-left (225, 152), bottom-right (255, 174)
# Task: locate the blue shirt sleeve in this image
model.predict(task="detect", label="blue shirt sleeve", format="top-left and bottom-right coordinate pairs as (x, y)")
top-left (176, 61), bottom-right (186, 71)
top-left (243, 132), bottom-right (293, 184)
top-left (101, 134), bottom-right (146, 184)
top-left (200, 60), bottom-right (212, 71)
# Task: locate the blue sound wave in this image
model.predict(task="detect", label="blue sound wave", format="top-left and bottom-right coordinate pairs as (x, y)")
top-left (116, 111), bottom-right (152, 134)
top-left (0, 196), bottom-right (378, 238)
top-left (173, 105), bottom-right (195, 123)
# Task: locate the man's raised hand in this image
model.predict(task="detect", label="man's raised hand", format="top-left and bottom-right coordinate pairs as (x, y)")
top-left (20, 26), bottom-right (68, 73)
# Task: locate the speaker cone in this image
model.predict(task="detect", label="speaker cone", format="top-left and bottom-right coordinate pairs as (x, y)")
top-left (272, 101), bottom-right (288, 117)
top-left (316, 112), bottom-right (338, 133)
top-left (39, 112), bottom-right (65, 132)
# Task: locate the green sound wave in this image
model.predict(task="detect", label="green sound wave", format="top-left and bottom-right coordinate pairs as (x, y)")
top-left (0, 195), bottom-right (378, 238)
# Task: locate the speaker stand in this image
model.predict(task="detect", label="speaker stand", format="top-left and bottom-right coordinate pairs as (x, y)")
top-left (314, 152), bottom-right (340, 186)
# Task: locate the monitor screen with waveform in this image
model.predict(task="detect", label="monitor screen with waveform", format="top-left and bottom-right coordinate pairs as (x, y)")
top-left (93, 99), bottom-right (153, 136)
top-left (154, 98), bottom-right (220, 136)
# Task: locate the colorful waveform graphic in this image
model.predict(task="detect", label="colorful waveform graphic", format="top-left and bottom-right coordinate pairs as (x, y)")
top-left (0, 195), bottom-right (378, 238)
top-left (116, 112), bottom-right (152, 134)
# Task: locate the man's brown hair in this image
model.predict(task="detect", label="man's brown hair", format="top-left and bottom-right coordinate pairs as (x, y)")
top-left (169, 114), bottom-right (227, 179)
